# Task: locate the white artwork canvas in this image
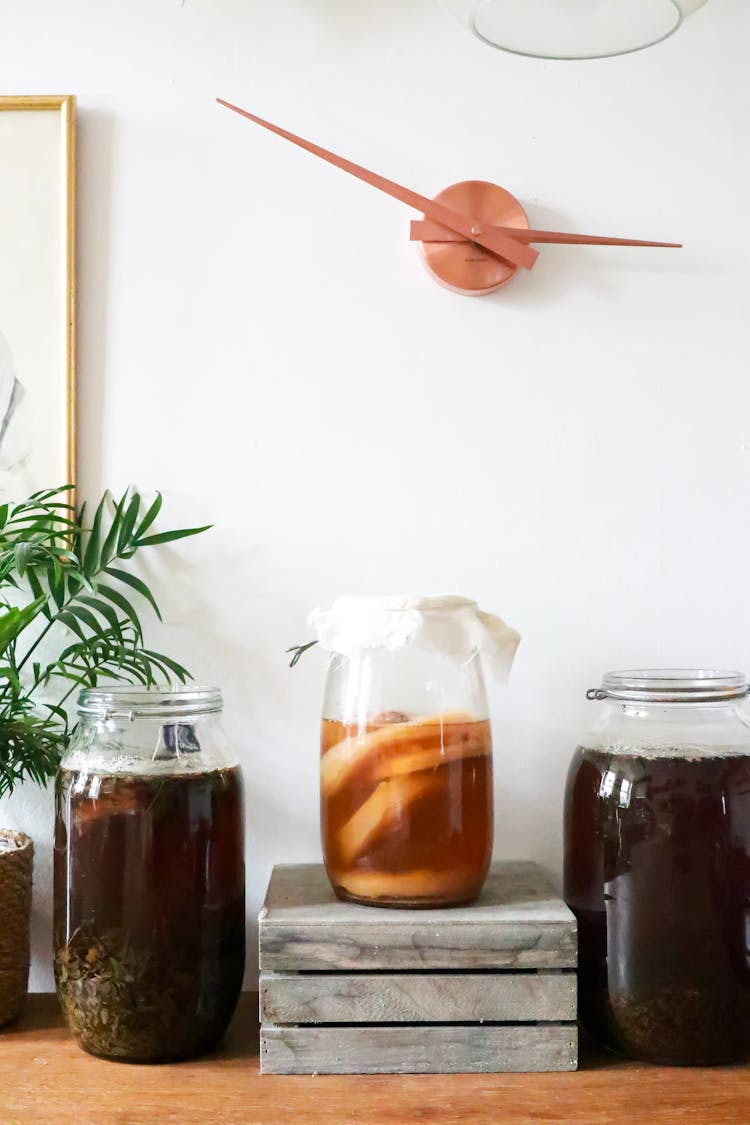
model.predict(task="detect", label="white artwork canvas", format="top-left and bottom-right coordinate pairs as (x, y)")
top-left (0, 97), bottom-right (75, 499)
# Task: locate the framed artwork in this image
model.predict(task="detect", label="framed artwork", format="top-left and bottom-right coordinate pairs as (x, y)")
top-left (0, 95), bottom-right (76, 499)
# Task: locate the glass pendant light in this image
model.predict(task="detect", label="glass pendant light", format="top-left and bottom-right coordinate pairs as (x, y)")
top-left (469, 0), bottom-right (709, 59)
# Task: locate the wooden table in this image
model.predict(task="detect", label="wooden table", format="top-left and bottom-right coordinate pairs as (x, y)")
top-left (1, 994), bottom-right (748, 1124)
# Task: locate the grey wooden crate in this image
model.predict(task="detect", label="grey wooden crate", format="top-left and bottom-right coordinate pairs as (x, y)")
top-left (258, 861), bottom-right (578, 1075)
top-left (259, 861), bottom-right (577, 972)
top-left (261, 1023), bottom-right (578, 1075)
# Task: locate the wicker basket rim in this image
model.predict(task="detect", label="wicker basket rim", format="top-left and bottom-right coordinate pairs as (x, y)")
top-left (0, 828), bottom-right (33, 854)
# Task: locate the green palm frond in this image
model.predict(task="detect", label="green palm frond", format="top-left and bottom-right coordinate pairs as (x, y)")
top-left (0, 486), bottom-right (210, 794)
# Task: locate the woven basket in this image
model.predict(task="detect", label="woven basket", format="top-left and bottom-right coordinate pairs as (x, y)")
top-left (0, 829), bottom-right (33, 1028)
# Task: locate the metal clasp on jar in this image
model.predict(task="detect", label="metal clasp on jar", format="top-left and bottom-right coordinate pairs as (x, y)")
top-left (103, 708), bottom-right (138, 722)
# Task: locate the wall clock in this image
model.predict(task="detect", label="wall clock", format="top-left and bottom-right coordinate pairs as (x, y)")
top-left (218, 98), bottom-right (680, 297)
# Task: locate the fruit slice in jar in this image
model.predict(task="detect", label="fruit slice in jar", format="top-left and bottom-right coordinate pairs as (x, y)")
top-left (321, 713), bottom-right (486, 798)
top-left (337, 771), bottom-right (440, 866)
top-left (339, 865), bottom-right (477, 903)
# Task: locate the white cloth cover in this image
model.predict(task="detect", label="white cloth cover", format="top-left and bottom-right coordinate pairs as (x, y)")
top-left (308, 595), bottom-right (520, 681)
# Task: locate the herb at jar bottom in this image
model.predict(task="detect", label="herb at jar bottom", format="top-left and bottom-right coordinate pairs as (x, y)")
top-left (55, 926), bottom-right (208, 1060)
top-left (608, 988), bottom-right (737, 1064)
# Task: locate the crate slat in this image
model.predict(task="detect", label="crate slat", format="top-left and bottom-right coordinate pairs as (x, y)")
top-left (261, 971), bottom-right (576, 1025)
top-left (259, 862), bottom-right (576, 972)
top-left (261, 1023), bottom-right (578, 1075)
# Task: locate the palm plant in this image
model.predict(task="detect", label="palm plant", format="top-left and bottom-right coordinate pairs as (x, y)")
top-left (0, 486), bottom-right (209, 796)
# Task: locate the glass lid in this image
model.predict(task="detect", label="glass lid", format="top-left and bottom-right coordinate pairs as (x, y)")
top-left (77, 684), bottom-right (223, 719)
top-left (466, 0), bottom-right (709, 59)
top-left (588, 669), bottom-right (749, 704)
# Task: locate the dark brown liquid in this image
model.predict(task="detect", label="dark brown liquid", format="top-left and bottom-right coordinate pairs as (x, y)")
top-left (565, 747), bottom-right (750, 1063)
top-left (54, 766), bottom-right (245, 1062)
top-left (321, 714), bottom-right (493, 907)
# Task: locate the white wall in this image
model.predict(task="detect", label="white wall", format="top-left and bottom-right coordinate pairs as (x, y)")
top-left (0, 0), bottom-right (748, 992)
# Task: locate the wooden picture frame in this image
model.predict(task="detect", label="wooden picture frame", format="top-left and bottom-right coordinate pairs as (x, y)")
top-left (0, 95), bottom-right (76, 499)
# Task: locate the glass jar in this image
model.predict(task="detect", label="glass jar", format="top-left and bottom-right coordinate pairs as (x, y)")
top-left (54, 685), bottom-right (245, 1063)
top-left (564, 669), bottom-right (750, 1065)
top-left (469, 0), bottom-right (708, 60)
top-left (314, 596), bottom-right (520, 908)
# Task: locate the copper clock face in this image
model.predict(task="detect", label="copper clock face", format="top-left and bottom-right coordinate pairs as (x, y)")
top-left (218, 98), bottom-right (680, 297)
top-left (418, 181), bottom-right (530, 296)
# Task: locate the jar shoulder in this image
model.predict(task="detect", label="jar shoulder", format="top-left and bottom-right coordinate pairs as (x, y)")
top-left (60, 714), bottom-right (239, 776)
top-left (576, 702), bottom-right (750, 757)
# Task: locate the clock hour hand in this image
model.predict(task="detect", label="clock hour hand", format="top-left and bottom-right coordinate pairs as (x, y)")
top-left (410, 220), bottom-right (681, 249)
top-left (216, 98), bottom-right (538, 272)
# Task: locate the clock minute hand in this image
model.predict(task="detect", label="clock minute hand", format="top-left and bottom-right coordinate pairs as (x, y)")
top-left (506, 229), bottom-right (681, 248)
top-left (216, 98), bottom-right (537, 272)
top-left (410, 220), bottom-right (681, 249)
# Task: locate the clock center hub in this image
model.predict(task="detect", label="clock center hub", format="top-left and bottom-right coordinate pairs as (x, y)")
top-left (416, 180), bottom-right (529, 297)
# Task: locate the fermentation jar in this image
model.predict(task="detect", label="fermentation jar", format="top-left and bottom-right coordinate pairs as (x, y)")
top-left (312, 596), bottom-right (520, 908)
top-left (54, 685), bottom-right (245, 1063)
top-left (564, 670), bottom-right (750, 1064)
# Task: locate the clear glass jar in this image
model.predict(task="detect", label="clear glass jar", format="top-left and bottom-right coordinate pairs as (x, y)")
top-left (564, 670), bottom-right (750, 1065)
top-left (470, 0), bottom-right (708, 60)
top-left (321, 644), bottom-right (494, 908)
top-left (54, 685), bottom-right (245, 1063)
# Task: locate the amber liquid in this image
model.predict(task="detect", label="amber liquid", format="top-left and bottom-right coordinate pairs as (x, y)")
top-left (54, 766), bottom-right (245, 1062)
top-left (321, 713), bottom-right (493, 907)
top-left (565, 747), bottom-right (750, 1064)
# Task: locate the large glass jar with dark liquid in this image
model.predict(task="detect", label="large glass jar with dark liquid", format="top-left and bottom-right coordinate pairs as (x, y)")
top-left (313, 596), bottom-right (520, 908)
top-left (54, 686), bottom-right (245, 1063)
top-left (565, 670), bottom-right (750, 1064)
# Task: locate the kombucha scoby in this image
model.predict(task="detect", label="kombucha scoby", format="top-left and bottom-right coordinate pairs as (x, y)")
top-left (321, 711), bottom-right (493, 907)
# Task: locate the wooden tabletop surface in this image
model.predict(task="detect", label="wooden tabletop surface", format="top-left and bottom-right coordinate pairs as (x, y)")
top-left (1, 993), bottom-right (748, 1124)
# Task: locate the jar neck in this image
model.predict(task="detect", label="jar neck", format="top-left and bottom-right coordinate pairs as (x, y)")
top-left (590, 669), bottom-right (749, 706)
top-left (77, 684), bottom-right (222, 722)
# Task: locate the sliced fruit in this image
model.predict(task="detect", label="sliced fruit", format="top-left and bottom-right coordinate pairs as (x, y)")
top-left (381, 733), bottom-right (487, 783)
top-left (337, 865), bottom-right (479, 903)
top-left (320, 713), bottom-right (489, 798)
top-left (336, 772), bottom-right (439, 866)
